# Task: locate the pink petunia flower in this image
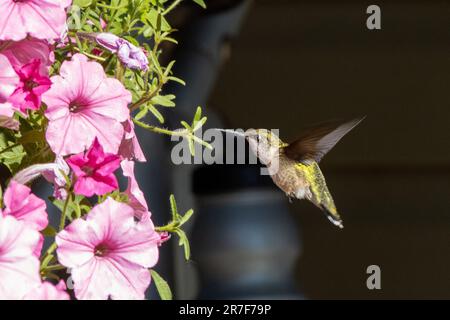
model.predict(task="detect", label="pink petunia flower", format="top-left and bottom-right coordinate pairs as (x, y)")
top-left (56, 198), bottom-right (161, 300)
top-left (1, 180), bottom-right (48, 231)
top-left (0, 53), bottom-right (19, 103)
top-left (0, 38), bottom-right (53, 75)
top-left (119, 119), bottom-right (146, 162)
top-left (8, 59), bottom-right (52, 112)
top-left (0, 102), bottom-right (19, 130)
top-left (0, 215), bottom-right (41, 299)
top-left (0, 54), bottom-right (19, 129)
top-left (121, 159), bottom-right (149, 219)
top-left (23, 280), bottom-right (70, 300)
top-left (67, 138), bottom-right (121, 197)
top-left (0, 0), bottom-right (72, 41)
top-left (43, 53), bottom-right (132, 156)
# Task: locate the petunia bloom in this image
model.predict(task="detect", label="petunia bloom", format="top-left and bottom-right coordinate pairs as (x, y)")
top-left (23, 280), bottom-right (70, 300)
top-left (8, 59), bottom-right (52, 112)
top-left (0, 0), bottom-right (72, 41)
top-left (0, 102), bottom-right (19, 130)
top-left (67, 138), bottom-right (121, 197)
top-left (121, 160), bottom-right (149, 219)
top-left (119, 119), bottom-right (146, 162)
top-left (0, 216), bottom-right (41, 299)
top-left (13, 156), bottom-right (70, 199)
top-left (43, 54), bottom-right (131, 156)
top-left (0, 38), bottom-right (53, 75)
top-left (56, 198), bottom-right (161, 300)
top-left (96, 33), bottom-right (149, 71)
top-left (1, 180), bottom-right (48, 231)
top-left (0, 53), bottom-right (19, 103)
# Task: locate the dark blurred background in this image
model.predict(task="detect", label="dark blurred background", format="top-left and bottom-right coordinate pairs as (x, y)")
top-left (147, 0), bottom-right (450, 299)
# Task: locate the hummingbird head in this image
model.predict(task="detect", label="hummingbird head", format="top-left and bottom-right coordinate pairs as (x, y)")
top-left (244, 129), bottom-right (283, 166)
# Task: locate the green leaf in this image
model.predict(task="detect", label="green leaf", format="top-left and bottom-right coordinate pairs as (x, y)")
top-left (175, 229), bottom-right (191, 260)
top-left (193, 106), bottom-right (202, 124)
top-left (74, 0), bottom-right (92, 8)
top-left (151, 94), bottom-right (176, 107)
top-left (135, 107), bottom-right (149, 121)
top-left (179, 209), bottom-right (194, 227)
top-left (150, 270), bottom-right (173, 300)
top-left (145, 10), bottom-right (171, 32)
top-left (0, 131), bottom-right (26, 174)
top-left (167, 76), bottom-right (186, 86)
top-left (169, 194), bottom-right (178, 220)
top-left (192, 0), bottom-right (207, 9)
top-left (148, 104), bottom-right (165, 124)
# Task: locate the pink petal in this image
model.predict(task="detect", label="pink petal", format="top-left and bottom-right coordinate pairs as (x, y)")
top-left (56, 219), bottom-right (96, 268)
top-left (0, 0), bottom-right (69, 41)
top-left (0, 38), bottom-right (53, 74)
top-left (2, 180), bottom-right (48, 231)
top-left (0, 53), bottom-right (19, 102)
top-left (0, 216), bottom-right (41, 299)
top-left (23, 280), bottom-right (70, 300)
top-left (121, 160), bottom-right (149, 219)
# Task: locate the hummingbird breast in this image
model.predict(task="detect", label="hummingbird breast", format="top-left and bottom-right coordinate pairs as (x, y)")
top-left (269, 153), bottom-right (309, 199)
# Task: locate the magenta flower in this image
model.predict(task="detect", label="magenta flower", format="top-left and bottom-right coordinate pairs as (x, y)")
top-left (96, 33), bottom-right (149, 71)
top-left (1, 180), bottom-right (48, 231)
top-left (43, 54), bottom-right (132, 156)
top-left (23, 280), bottom-right (70, 300)
top-left (121, 160), bottom-right (149, 219)
top-left (0, 0), bottom-right (71, 41)
top-left (67, 138), bottom-right (121, 197)
top-left (8, 59), bottom-right (51, 112)
top-left (0, 216), bottom-right (41, 299)
top-left (0, 38), bottom-right (53, 75)
top-left (56, 198), bottom-right (161, 300)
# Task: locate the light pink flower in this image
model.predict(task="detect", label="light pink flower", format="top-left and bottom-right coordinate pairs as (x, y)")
top-left (9, 59), bottom-right (51, 112)
top-left (0, 53), bottom-right (18, 103)
top-left (121, 160), bottom-right (149, 219)
top-left (0, 0), bottom-right (72, 41)
top-left (0, 38), bottom-right (53, 74)
top-left (0, 102), bottom-right (19, 130)
top-left (56, 198), bottom-right (160, 300)
top-left (0, 216), bottom-right (41, 299)
top-left (23, 280), bottom-right (70, 300)
top-left (1, 180), bottom-right (48, 231)
top-left (119, 119), bottom-right (146, 162)
top-left (67, 138), bottom-right (121, 197)
top-left (43, 54), bottom-right (132, 156)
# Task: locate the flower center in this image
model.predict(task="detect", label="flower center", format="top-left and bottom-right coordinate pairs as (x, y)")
top-left (94, 243), bottom-right (110, 257)
top-left (81, 165), bottom-right (94, 176)
top-left (24, 80), bottom-right (39, 91)
top-left (69, 102), bottom-right (84, 113)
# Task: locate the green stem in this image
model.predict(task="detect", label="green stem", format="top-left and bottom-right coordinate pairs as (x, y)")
top-left (163, 0), bottom-right (183, 15)
top-left (133, 118), bottom-right (184, 136)
top-left (129, 80), bottom-right (164, 111)
top-left (59, 192), bottom-right (72, 231)
top-left (73, 47), bottom-right (106, 61)
top-left (41, 264), bottom-right (66, 273)
top-left (155, 222), bottom-right (179, 232)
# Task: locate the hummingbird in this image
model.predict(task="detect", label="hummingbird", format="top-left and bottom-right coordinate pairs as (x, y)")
top-left (218, 117), bottom-right (364, 228)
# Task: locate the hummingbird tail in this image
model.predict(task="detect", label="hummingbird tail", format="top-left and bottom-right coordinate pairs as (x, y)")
top-left (323, 209), bottom-right (344, 229)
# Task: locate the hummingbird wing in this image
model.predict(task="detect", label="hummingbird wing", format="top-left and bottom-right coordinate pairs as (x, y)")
top-left (284, 117), bottom-right (365, 163)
